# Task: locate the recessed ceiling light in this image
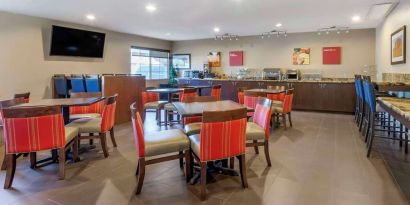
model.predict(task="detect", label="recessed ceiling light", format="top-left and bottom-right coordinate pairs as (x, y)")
top-left (276, 23), bottom-right (282, 27)
top-left (352, 15), bottom-right (361, 22)
top-left (213, 27), bottom-right (220, 33)
top-left (145, 4), bottom-right (157, 12)
top-left (86, 14), bottom-right (95, 20)
top-left (165, 33), bottom-right (171, 36)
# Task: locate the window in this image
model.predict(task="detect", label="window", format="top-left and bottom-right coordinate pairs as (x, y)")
top-left (130, 47), bottom-right (170, 80)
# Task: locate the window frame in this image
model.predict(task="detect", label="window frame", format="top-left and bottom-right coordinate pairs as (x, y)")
top-left (130, 46), bottom-right (170, 80)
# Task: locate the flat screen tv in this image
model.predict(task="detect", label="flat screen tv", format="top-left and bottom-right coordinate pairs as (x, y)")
top-left (50, 25), bottom-right (106, 58)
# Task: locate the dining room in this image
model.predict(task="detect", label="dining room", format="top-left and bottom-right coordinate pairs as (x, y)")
top-left (1, 0), bottom-right (410, 205)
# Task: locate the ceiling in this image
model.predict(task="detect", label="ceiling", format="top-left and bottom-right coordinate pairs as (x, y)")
top-left (0, 0), bottom-right (400, 41)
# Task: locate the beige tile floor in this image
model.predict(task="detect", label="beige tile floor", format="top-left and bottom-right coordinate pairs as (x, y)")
top-left (0, 111), bottom-right (409, 205)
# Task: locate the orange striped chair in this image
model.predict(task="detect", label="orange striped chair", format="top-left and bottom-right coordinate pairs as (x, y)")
top-left (67, 94), bottom-right (118, 157)
top-left (182, 96), bottom-right (217, 136)
top-left (141, 90), bottom-right (167, 124)
top-left (69, 92), bottom-right (105, 120)
top-left (13, 92), bottom-right (30, 103)
top-left (244, 90), bottom-right (267, 119)
top-left (131, 103), bottom-right (190, 195)
top-left (266, 85), bottom-right (285, 101)
top-left (270, 89), bottom-right (294, 129)
top-left (237, 87), bottom-right (246, 104)
top-left (164, 88), bottom-right (198, 126)
top-left (2, 105), bottom-right (79, 189)
top-left (188, 108), bottom-right (248, 200)
top-left (245, 97), bottom-right (273, 166)
top-left (210, 84), bottom-right (222, 101)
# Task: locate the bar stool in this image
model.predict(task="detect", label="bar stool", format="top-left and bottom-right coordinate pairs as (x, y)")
top-left (210, 84), bottom-right (222, 100)
top-left (70, 74), bottom-right (86, 93)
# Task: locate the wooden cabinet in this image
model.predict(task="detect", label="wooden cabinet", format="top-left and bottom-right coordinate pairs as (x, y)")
top-left (176, 79), bottom-right (355, 113)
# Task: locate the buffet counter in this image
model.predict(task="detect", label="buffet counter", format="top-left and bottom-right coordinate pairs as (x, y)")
top-left (177, 78), bottom-right (356, 113)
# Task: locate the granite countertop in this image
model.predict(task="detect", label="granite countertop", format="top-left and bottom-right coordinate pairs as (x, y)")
top-left (177, 78), bottom-right (354, 83)
top-left (375, 82), bottom-right (410, 86)
top-left (378, 97), bottom-right (410, 120)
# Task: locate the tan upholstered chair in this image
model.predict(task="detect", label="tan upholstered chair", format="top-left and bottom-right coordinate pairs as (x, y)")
top-left (183, 96), bottom-right (216, 136)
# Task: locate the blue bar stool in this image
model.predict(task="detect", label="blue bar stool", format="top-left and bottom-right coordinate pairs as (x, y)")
top-left (85, 74), bottom-right (101, 92)
top-left (70, 74), bottom-right (86, 93)
top-left (53, 74), bottom-right (68, 98)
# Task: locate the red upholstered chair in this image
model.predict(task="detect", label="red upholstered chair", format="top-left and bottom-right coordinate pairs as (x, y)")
top-left (141, 89), bottom-right (167, 124)
top-left (13, 92), bottom-right (30, 103)
top-left (164, 88), bottom-right (198, 126)
top-left (210, 84), bottom-right (222, 101)
top-left (131, 103), bottom-right (190, 195)
top-left (271, 89), bottom-right (294, 129)
top-left (2, 105), bottom-right (79, 189)
top-left (189, 108), bottom-right (248, 200)
top-left (266, 86), bottom-right (285, 101)
top-left (245, 98), bottom-right (273, 166)
top-left (69, 92), bottom-right (105, 120)
top-left (67, 94), bottom-right (118, 157)
top-left (237, 87), bottom-right (246, 104)
top-left (182, 96), bottom-right (217, 136)
top-left (244, 91), bottom-right (267, 119)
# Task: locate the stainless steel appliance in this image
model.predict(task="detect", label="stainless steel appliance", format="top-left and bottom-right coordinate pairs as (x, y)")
top-left (263, 68), bottom-right (282, 80)
top-left (301, 73), bottom-right (322, 81)
top-left (286, 69), bottom-right (299, 81)
top-left (192, 70), bottom-right (204, 79)
top-left (182, 70), bottom-right (192, 78)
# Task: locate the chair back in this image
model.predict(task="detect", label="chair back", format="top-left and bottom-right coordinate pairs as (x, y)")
top-left (184, 96), bottom-right (216, 103)
top-left (363, 80), bottom-right (376, 113)
top-left (354, 75), bottom-right (364, 100)
top-left (211, 85), bottom-right (222, 101)
top-left (253, 98), bottom-right (273, 139)
top-left (237, 87), bottom-right (247, 104)
top-left (141, 91), bottom-right (160, 106)
top-left (69, 92), bottom-right (105, 115)
top-left (14, 92), bottom-right (30, 103)
top-left (266, 86), bottom-right (285, 101)
top-left (199, 108), bottom-right (247, 161)
top-left (101, 94), bottom-right (118, 132)
top-left (244, 91), bottom-right (267, 109)
top-left (70, 74), bottom-right (86, 92)
top-left (53, 75), bottom-right (68, 98)
top-left (179, 88), bottom-right (198, 102)
top-left (282, 89), bottom-right (294, 113)
top-left (0, 99), bottom-right (25, 125)
top-left (85, 74), bottom-right (101, 92)
top-left (2, 106), bottom-right (66, 154)
top-left (130, 103), bottom-right (146, 158)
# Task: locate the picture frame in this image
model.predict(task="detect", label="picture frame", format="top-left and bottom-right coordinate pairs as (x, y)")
top-left (172, 54), bottom-right (191, 70)
top-left (391, 25), bottom-right (406, 65)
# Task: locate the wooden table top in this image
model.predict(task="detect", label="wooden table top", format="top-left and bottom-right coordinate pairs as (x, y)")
top-left (188, 85), bottom-right (212, 89)
top-left (245, 89), bottom-right (285, 94)
top-left (173, 100), bottom-right (253, 117)
top-left (146, 88), bottom-right (184, 93)
top-left (14, 97), bottom-right (104, 107)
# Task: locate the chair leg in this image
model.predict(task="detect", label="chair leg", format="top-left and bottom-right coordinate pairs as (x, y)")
top-left (73, 136), bottom-right (79, 162)
top-left (264, 140), bottom-right (272, 167)
top-left (30, 152), bottom-right (36, 169)
top-left (109, 128), bottom-right (117, 147)
top-left (184, 150), bottom-right (191, 182)
top-left (100, 133), bottom-right (109, 158)
top-left (164, 110), bottom-right (168, 127)
top-left (135, 158), bottom-right (146, 195)
top-left (253, 140), bottom-right (259, 154)
top-left (58, 148), bottom-right (66, 180)
top-left (405, 128), bottom-right (409, 154)
top-left (288, 112), bottom-right (293, 127)
top-left (282, 114), bottom-right (287, 129)
top-left (89, 133), bottom-right (94, 145)
top-left (179, 151), bottom-right (184, 168)
top-left (229, 157), bottom-right (235, 169)
top-left (4, 154), bottom-right (16, 189)
top-left (238, 154), bottom-right (248, 188)
top-left (135, 161), bottom-right (140, 176)
top-left (367, 114), bottom-right (375, 158)
top-left (200, 162), bottom-right (207, 201)
top-left (1, 149), bottom-right (7, 170)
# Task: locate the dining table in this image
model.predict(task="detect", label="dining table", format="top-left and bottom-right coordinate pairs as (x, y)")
top-left (244, 88), bottom-right (285, 94)
top-left (187, 85), bottom-right (212, 96)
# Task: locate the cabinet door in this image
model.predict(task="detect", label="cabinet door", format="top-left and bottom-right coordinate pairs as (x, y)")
top-left (292, 83), bottom-right (321, 110)
top-left (322, 83), bottom-right (355, 112)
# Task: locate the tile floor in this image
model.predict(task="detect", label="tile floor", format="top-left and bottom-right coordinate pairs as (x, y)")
top-left (0, 111), bottom-right (409, 205)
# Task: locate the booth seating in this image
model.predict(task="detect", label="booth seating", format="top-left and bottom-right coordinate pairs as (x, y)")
top-left (70, 74), bottom-right (86, 93)
top-left (85, 74), bottom-right (101, 92)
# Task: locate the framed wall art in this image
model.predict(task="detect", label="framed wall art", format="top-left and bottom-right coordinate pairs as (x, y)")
top-left (391, 25), bottom-right (406, 65)
top-left (172, 54), bottom-right (191, 69)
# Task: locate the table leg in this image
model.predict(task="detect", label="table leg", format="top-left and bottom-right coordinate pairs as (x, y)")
top-left (168, 93), bottom-right (174, 122)
top-left (62, 106), bottom-right (70, 125)
top-left (198, 88), bottom-right (202, 96)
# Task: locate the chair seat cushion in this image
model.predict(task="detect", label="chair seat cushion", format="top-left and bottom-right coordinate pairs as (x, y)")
top-left (184, 122), bottom-right (202, 136)
top-left (272, 100), bottom-right (283, 106)
top-left (271, 106), bottom-right (283, 113)
top-left (65, 126), bottom-right (79, 143)
top-left (164, 103), bottom-right (177, 111)
top-left (188, 134), bottom-right (200, 157)
top-left (145, 129), bottom-right (189, 157)
top-left (246, 122), bottom-right (265, 140)
top-left (144, 101), bottom-right (167, 109)
top-left (70, 113), bottom-right (101, 120)
top-left (67, 118), bottom-right (102, 133)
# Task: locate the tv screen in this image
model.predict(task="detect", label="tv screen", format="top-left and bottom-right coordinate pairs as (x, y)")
top-left (50, 25), bottom-right (106, 58)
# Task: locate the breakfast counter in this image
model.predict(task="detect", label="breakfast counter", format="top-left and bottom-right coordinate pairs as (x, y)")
top-left (177, 78), bottom-right (356, 113)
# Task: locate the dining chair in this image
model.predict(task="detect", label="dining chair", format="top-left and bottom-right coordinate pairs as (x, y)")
top-left (210, 84), bottom-right (222, 101)
top-left (0, 98), bottom-right (25, 171)
top-left (70, 74), bottom-right (86, 93)
top-left (141, 90), bottom-right (167, 124)
top-left (270, 89), bottom-right (294, 129)
top-left (164, 88), bottom-right (198, 126)
top-left (183, 96), bottom-right (217, 136)
top-left (69, 92), bottom-right (104, 120)
top-left (13, 92), bottom-right (30, 103)
top-left (2, 105), bottom-right (79, 189)
top-left (266, 85), bottom-right (285, 101)
top-left (237, 87), bottom-right (247, 104)
top-left (53, 74), bottom-right (69, 98)
top-left (85, 74), bottom-right (101, 92)
top-left (244, 90), bottom-right (267, 119)
top-left (67, 94), bottom-right (118, 157)
top-left (245, 97), bottom-right (273, 166)
top-left (130, 103), bottom-right (190, 194)
top-left (189, 108), bottom-right (248, 200)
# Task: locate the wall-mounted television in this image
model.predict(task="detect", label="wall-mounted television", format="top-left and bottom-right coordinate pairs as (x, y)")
top-left (50, 25), bottom-right (106, 58)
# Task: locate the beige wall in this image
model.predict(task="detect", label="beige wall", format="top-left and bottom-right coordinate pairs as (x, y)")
top-left (172, 29), bottom-right (375, 78)
top-left (375, 1), bottom-right (410, 80)
top-left (0, 11), bottom-right (170, 100)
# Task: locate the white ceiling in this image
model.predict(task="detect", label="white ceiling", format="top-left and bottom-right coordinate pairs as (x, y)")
top-left (0, 0), bottom-right (400, 41)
